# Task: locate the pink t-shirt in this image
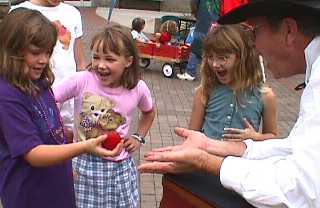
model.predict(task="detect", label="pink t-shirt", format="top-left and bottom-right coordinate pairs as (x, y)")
top-left (53, 71), bottom-right (153, 160)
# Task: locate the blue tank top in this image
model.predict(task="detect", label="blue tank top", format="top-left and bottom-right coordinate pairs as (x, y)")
top-left (202, 85), bottom-right (263, 140)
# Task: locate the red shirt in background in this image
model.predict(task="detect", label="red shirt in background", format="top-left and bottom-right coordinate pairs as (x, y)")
top-left (159, 32), bottom-right (172, 44)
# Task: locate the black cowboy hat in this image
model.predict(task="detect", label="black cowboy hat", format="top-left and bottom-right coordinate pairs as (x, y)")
top-left (218, 0), bottom-right (320, 24)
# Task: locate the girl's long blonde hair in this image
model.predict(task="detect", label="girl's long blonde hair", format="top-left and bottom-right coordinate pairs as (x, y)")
top-left (89, 24), bottom-right (140, 90)
top-left (200, 24), bottom-right (263, 105)
top-left (0, 8), bottom-right (57, 95)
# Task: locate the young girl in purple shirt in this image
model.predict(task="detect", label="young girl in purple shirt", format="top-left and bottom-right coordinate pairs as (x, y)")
top-left (0, 8), bottom-right (123, 208)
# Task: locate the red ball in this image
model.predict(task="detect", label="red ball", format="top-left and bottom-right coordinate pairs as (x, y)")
top-left (102, 131), bottom-right (122, 150)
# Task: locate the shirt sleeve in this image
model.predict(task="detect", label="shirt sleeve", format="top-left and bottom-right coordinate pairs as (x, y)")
top-left (131, 30), bottom-right (139, 40)
top-left (220, 156), bottom-right (301, 208)
top-left (137, 80), bottom-right (153, 112)
top-left (140, 32), bottom-right (150, 42)
top-left (0, 97), bottom-right (42, 158)
top-left (242, 138), bottom-right (292, 159)
top-left (53, 71), bottom-right (85, 103)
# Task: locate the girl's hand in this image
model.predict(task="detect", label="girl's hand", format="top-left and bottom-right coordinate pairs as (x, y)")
top-left (124, 137), bottom-right (141, 153)
top-left (85, 135), bottom-right (124, 158)
top-left (223, 118), bottom-right (258, 141)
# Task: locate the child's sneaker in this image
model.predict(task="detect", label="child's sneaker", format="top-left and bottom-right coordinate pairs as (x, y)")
top-left (177, 72), bottom-right (195, 81)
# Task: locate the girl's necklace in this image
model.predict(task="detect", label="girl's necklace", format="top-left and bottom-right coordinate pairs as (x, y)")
top-left (35, 90), bottom-right (66, 144)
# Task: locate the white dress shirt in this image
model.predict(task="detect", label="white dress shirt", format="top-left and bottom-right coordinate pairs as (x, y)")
top-left (220, 37), bottom-right (320, 208)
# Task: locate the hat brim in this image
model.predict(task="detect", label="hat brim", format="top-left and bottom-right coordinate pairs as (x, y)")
top-left (218, 0), bottom-right (320, 24)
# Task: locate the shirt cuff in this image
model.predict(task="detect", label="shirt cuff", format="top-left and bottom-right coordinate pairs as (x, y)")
top-left (220, 156), bottom-right (250, 194)
top-left (242, 139), bottom-right (254, 158)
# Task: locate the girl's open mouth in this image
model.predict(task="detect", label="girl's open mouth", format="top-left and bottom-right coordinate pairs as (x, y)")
top-left (217, 70), bottom-right (228, 77)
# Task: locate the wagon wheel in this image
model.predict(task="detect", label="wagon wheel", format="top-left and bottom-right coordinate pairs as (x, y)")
top-left (139, 58), bottom-right (151, 68)
top-left (162, 63), bottom-right (174, 78)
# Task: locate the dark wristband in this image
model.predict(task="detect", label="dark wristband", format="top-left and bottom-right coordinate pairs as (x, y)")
top-left (131, 133), bottom-right (145, 144)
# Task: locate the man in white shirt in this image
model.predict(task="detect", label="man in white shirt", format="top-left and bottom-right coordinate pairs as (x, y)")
top-left (139, 1), bottom-right (320, 207)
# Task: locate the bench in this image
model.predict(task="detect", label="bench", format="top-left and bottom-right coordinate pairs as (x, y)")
top-left (160, 173), bottom-right (255, 208)
top-left (118, 0), bottom-right (163, 11)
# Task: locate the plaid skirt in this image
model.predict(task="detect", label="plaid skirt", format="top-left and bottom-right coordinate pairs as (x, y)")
top-left (73, 154), bottom-right (139, 208)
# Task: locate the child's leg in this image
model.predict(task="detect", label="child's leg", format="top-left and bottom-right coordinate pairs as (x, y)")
top-left (72, 155), bottom-right (93, 208)
top-left (73, 155), bottom-right (139, 208)
top-left (118, 157), bottom-right (139, 208)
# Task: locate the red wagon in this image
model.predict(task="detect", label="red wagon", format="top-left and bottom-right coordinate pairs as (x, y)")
top-left (137, 41), bottom-right (191, 78)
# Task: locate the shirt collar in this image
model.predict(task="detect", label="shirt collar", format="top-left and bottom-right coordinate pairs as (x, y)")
top-left (304, 36), bottom-right (320, 84)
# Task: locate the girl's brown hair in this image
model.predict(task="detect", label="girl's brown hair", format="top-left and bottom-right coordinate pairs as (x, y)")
top-left (200, 24), bottom-right (263, 105)
top-left (0, 8), bottom-right (57, 95)
top-left (89, 24), bottom-right (140, 90)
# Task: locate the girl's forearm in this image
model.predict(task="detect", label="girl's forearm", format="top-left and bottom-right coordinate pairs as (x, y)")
top-left (24, 142), bottom-right (88, 167)
top-left (137, 108), bottom-right (155, 136)
top-left (254, 133), bottom-right (277, 141)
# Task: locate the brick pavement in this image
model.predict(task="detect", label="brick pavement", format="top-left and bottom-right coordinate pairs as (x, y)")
top-left (0, 7), bottom-right (303, 208)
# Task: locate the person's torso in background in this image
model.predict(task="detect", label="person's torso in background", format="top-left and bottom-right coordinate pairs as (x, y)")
top-left (11, 2), bottom-right (83, 83)
top-left (194, 0), bottom-right (219, 34)
top-left (202, 85), bottom-right (263, 140)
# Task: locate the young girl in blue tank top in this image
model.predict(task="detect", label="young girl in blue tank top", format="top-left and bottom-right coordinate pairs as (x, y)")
top-left (190, 24), bottom-right (278, 141)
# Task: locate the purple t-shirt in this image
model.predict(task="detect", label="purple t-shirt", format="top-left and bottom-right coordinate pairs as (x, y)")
top-left (0, 79), bottom-right (75, 208)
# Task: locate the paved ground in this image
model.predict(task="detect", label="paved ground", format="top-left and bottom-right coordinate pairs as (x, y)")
top-left (0, 7), bottom-right (303, 208)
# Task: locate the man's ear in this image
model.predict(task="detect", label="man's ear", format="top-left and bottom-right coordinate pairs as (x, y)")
top-left (282, 18), bottom-right (299, 47)
top-left (125, 56), bottom-right (134, 68)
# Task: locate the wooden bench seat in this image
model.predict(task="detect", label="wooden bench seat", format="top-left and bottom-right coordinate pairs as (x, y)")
top-left (160, 173), bottom-right (255, 208)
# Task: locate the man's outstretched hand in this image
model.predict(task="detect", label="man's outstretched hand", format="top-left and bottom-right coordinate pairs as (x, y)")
top-left (138, 127), bottom-right (223, 175)
top-left (138, 147), bottom-right (210, 174)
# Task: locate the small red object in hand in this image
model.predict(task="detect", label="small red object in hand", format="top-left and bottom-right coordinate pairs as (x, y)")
top-left (103, 131), bottom-right (122, 150)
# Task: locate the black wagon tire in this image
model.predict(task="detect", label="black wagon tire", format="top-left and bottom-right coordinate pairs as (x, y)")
top-left (139, 58), bottom-right (151, 68)
top-left (162, 63), bottom-right (174, 78)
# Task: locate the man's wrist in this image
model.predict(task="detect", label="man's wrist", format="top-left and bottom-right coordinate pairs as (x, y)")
top-left (202, 152), bottom-right (223, 176)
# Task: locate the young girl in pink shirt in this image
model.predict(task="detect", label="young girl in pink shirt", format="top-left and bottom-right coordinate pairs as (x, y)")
top-left (53, 24), bottom-right (155, 208)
